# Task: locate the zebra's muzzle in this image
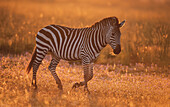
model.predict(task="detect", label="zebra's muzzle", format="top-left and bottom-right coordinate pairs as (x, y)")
top-left (113, 44), bottom-right (121, 54)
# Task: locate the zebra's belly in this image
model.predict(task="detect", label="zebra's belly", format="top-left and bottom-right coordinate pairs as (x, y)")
top-left (59, 52), bottom-right (81, 61)
top-left (53, 49), bottom-right (81, 61)
top-left (61, 57), bottom-right (81, 61)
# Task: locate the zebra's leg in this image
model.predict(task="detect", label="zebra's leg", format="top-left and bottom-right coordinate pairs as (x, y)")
top-left (72, 63), bottom-right (93, 88)
top-left (48, 57), bottom-right (63, 90)
top-left (32, 49), bottom-right (47, 89)
top-left (32, 62), bottom-right (40, 89)
top-left (72, 58), bottom-right (93, 92)
top-left (82, 62), bottom-right (93, 92)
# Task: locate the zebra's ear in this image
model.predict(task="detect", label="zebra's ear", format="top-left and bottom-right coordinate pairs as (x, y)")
top-left (119, 20), bottom-right (125, 27)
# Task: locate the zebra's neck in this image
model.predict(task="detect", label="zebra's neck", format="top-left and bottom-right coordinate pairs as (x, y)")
top-left (86, 26), bottom-right (107, 54)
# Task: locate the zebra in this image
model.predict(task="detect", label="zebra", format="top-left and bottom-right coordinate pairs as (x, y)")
top-left (26, 16), bottom-right (125, 92)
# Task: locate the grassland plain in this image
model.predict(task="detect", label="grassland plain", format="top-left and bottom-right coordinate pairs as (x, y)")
top-left (0, 0), bottom-right (169, 65)
top-left (0, 54), bottom-right (169, 106)
top-left (0, 0), bottom-right (170, 106)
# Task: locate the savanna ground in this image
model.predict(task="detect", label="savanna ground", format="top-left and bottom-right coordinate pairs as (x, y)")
top-left (0, 0), bottom-right (170, 106)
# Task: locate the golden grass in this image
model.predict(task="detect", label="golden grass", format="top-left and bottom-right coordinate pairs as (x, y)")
top-left (0, 0), bottom-right (170, 106)
top-left (0, 0), bottom-right (169, 65)
top-left (0, 54), bottom-right (169, 106)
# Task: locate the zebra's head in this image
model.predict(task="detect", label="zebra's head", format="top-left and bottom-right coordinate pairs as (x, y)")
top-left (105, 17), bottom-right (125, 54)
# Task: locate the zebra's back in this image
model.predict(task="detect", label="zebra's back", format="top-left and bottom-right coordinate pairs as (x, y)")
top-left (36, 24), bottom-right (87, 61)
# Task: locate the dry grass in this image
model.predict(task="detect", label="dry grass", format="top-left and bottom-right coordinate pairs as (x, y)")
top-left (0, 0), bottom-right (170, 106)
top-left (0, 0), bottom-right (169, 65)
top-left (0, 54), bottom-right (169, 106)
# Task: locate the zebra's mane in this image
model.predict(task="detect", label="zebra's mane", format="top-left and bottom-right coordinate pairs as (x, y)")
top-left (91, 17), bottom-right (119, 28)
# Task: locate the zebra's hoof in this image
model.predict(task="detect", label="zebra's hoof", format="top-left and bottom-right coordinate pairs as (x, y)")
top-left (58, 84), bottom-right (63, 90)
top-left (32, 80), bottom-right (37, 89)
top-left (32, 84), bottom-right (37, 90)
top-left (84, 87), bottom-right (90, 94)
top-left (72, 82), bottom-right (80, 89)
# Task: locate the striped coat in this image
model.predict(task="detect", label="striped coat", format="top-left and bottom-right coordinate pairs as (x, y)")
top-left (26, 16), bottom-right (125, 92)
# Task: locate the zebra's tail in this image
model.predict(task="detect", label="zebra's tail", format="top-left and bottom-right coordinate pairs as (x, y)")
top-left (26, 47), bottom-right (37, 74)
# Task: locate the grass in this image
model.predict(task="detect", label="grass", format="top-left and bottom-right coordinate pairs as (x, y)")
top-left (0, 54), bottom-right (169, 106)
top-left (0, 0), bottom-right (170, 106)
top-left (0, 0), bottom-right (169, 66)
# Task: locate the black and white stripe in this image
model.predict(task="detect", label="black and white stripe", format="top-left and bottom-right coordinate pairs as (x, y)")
top-left (26, 16), bottom-right (125, 91)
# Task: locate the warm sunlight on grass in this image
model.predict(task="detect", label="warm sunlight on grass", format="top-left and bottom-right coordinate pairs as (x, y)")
top-left (0, 0), bottom-right (169, 65)
top-left (0, 0), bottom-right (170, 106)
top-left (0, 54), bottom-right (169, 106)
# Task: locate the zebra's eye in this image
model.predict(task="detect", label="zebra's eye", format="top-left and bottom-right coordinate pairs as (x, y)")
top-left (112, 33), bottom-right (115, 35)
